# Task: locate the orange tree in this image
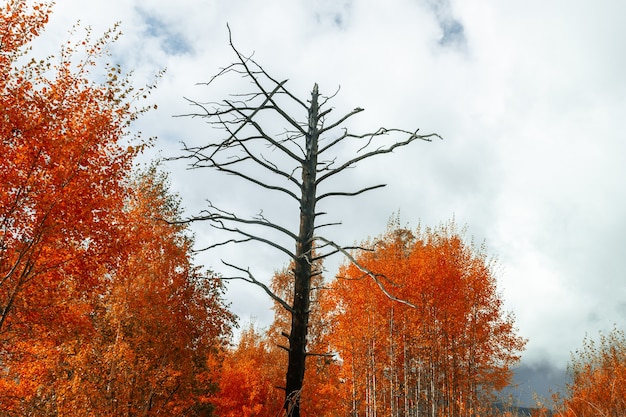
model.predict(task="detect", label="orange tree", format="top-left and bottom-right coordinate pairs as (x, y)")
top-left (0, 1), bottom-right (197, 413)
top-left (554, 327), bottom-right (626, 417)
top-left (213, 324), bottom-right (284, 417)
top-left (213, 262), bottom-right (345, 417)
top-left (30, 167), bottom-right (236, 417)
top-left (323, 220), bottom-right (526, 417)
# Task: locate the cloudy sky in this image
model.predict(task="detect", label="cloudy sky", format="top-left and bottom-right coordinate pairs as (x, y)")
top-left (33, 0), bottom-right (625, 405)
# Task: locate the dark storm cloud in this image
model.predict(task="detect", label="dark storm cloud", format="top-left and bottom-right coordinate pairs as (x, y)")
top-left (504, 359), bottom-right (568, 407)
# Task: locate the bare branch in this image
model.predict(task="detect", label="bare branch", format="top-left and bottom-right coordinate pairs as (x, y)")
top-left (198, 157), bottom-right (300, 201)
top-left (178, 82), bottom-right (306, 166)
top-left (221, 78), bottom-right (293, 142)
top-left (318, 84), bottom-right (342, 108)
top-left (223, 99), bottom-right (306, 163)
top-left (313, 220), bottom-right (342, 231)
top-left (177, 204), bottom-right (298, 259)
top-left (176, 202), bottom-right (298, 242)
top-left (317, 129), bottom-right (350, 156)
top-left (316, 130), bottom-right (441, 186)
top-left (220, 260), bottom-right (294, 314)
top-left (226, 29), bottom-right (308, 133)
top-left (318, 107), bottom-right (365, 137)
top-left (193, 237), bottom-right (253, 252)
top-left (317, 184), bottom-right (387, 201)
top-left (310, 242), bottom-right (374, 262)
top-left (314, 236), bottom-right (417, 308)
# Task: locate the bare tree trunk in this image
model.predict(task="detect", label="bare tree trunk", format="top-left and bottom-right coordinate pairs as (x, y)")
top-left (284, 84), bottom-right (320, 417)
top-left (174, 32), bottom-right (439, 417)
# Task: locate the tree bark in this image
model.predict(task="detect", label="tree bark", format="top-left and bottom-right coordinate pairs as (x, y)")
top-left (284, 84), bottom-right (320, 417)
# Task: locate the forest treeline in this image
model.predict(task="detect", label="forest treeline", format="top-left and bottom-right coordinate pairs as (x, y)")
top-left (213, 222), bottom-right (527, 417)
top-left (1, 2), bottom-right (624, 417)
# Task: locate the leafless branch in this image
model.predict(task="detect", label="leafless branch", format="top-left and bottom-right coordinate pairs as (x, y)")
top-left (226, 28), bottom-right (308, 132)
top-left (314, 236), bottom-right (417, 308)
top-left (316, 130), bottom-right (441, 186)
top-left (220, 260), bottom-right (294, 314)
top-left (193, 237), bottom-right (253, 252)
top-left (197, 156), bottom-right (300, 201)
top-left (318, 107), bottom-right (364, 137)
top-left (310, 243), bottom-right (374, 262)
top-left (177, 203), bottom-right (298, 258)
top-left (317, 184), bottom-right (387, 201)
top-left (313, 220), bottom-right (342, 231)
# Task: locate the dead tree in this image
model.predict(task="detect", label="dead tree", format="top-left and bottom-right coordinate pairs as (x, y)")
top-left (175, 35), bottom-right (441, 417)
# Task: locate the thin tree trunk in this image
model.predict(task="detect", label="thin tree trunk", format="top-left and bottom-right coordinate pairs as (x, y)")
top-left (389, 306), bottom-right (395, 417)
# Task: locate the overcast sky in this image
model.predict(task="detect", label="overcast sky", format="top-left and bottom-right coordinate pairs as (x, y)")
top-left (33, 0), bottom-right (626, 406)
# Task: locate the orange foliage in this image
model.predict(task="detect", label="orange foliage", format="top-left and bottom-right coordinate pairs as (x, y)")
top-left (213, 324), bottom-right (284, 417)
top-left (214, 262), bottom-right (346, 417)
top-left (1, 164), bottom-right (236, 415)
top-left (554, 327), bottom-right (626, 417)
top-left (1, 3), bottom-right (234, 415)
top-left (217, 221), bottom-right (525, 417)
top-left (1, 0), bottom-right (141, 409)
top-left (324, 220), bottom-right (526, 417)
top-left (38, 168), bottom-right (236, 417)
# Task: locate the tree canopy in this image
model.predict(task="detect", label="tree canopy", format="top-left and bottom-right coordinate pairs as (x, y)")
top-left (214, 219), bottom-right (527, 417)
top-left (0, 3), bottom-right (234, 415)
top-left (554, 327), bottom-right (626, 417)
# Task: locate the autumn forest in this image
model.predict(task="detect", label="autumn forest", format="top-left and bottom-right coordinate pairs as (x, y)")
top-left (1, 2), bottom-right (625, 417)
